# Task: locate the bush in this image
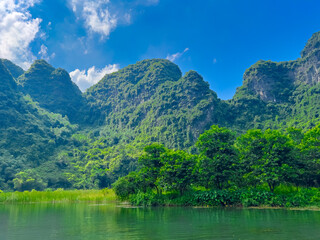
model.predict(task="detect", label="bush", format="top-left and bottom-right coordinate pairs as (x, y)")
top-left (124, 188), bottom-right (320, 208)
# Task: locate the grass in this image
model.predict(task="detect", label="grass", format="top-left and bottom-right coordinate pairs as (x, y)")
top-left (0, 189), bottom-right (117, 203)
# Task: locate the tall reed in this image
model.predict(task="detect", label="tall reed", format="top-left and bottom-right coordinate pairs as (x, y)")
top-left (0, 189), bottom-right (116, 203)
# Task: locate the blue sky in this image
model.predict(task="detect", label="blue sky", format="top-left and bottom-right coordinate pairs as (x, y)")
top-left (1, 0), bottom-right (320, 99)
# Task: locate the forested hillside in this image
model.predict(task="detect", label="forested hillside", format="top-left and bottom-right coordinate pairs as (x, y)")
top-left (0, 60), bottom-right (77, 190)
top-left (17, 60), bottom-right (88, 124)
top-left (85, 59), bottom-right (227, 149)
top-left (2, 31), bottom-right (320, 191)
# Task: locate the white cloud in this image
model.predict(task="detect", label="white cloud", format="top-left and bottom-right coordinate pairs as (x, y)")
top-left (69, 0), bottom-right (159, 39)
top-left (0, 0), bottom-right (42, 69)
top-left (38, 44), bottom-right (55, 61)
top-left (70, 64), bottom-right (119, 91)
top-left (166, 48), bottom-right (189, 62)
top-left (213, 58), bottom-right (217, 64)
top-left (70, 0), bottom-right (117, 38)
top-left (38, 44), bottom-right (48, 58)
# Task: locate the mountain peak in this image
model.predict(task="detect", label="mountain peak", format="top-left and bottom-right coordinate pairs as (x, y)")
top-left (0, 59), bottom-right (24, 79)
top-left (17, 60), bottom-right (85, 123)
top-left (107, 58), bottom-right (182, 85)
top-left (0, 61), bottom-right (17, 91)
top-left (88, 58), bottom-right (182, 93)
top-left (184, 70), bottom-right (202, 79)
top-left (301, 31), bottom-right (320, 58)
top-left (30, 59), bottom-right (55, 71)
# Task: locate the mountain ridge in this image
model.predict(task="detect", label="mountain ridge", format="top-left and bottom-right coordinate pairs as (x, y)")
top-left (2, 31), bottom-right (320, 190)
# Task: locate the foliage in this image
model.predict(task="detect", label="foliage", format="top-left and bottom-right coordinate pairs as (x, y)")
top-left (4, 30), bottom-right (320, 194)
top-left (114, 124), bottom-right (320, 208)
top-left (159, 149), bottom-right (197, 194)
top-left (299, 124), bottom-right (320, 186)
top-left (128, 187), bottom-right (320, 208)
top-left (236, 129), bottom-right (298, 191)
top-left (1, 58), bottom-right (24, 79)
top-left (13, 169), bottom-right (47, 191)
top-left (112, 171), bottom-right (146, 200)
top-left (196, 125), bottom-right (237, 189)
top-left (0, 189), bottom-right (116, 203)
top-left (85, 59), bottom-right (226, 149)
top-left (0, 61), bottom-right (77, 191)
top-left (17, 60), bottom-right (87, 123)
top-left (113, 144), bottom-right (198, 198)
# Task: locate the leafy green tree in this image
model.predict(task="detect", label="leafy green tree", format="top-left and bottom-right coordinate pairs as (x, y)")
top-left (299, 124), bottom-right (320, 186)
top-left (236, 129), bottom-right (298, 192)
top-left (159, 149), bottom-right (197, 194)
top-left (138, 143), bottom-right (166, 194)
top-left (112, 171), bottom-right (145, 199)
top-left (13, 169), bottom-right (47, 191)
top-left (286, 127), bottom-right (304, 144)
top-left (196, 125), bottom-right (237, 189)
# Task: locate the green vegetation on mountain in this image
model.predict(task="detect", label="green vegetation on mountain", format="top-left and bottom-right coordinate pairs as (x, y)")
top-left (0, 59), bottom-right (24, 79)
top-left (0, 61), bottom-right (77, 190)
top-left (2, 31), bottom-right (320, 195)
top-left (229, 31), bottom-right (320, 131)
top-left (17, 60), bottom-right (87, 123)
top-left (85, 59), bottom-right (226, 149)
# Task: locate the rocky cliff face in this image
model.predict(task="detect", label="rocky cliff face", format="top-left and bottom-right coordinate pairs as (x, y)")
top-left (234, 31), bottom-right (320, 104)
top-left (230, 31), bottom-right (320, 130)
top-left (234, 60), bottom-right (295, 103)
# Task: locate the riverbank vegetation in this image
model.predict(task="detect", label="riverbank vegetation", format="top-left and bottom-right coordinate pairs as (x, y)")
top-left (112, 124), bottom-right (320, 207)
top-left (0, 189), bottom-right (116, 203)
top-left (2, 123), bottom-right (320, 208)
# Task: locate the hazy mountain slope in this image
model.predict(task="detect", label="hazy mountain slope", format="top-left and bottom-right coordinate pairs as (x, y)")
top-left (0, 59), bottom-right (24, 79)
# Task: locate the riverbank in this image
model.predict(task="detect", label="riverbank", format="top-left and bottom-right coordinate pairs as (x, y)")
top-left (1, 187), bottom-right (320, 210)
top-left (0, 189), bottom-right (116, 203)
top-left (127, 188), bottom-right (320, 208)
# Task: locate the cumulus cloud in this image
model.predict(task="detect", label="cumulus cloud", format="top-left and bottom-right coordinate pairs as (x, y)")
top-left (69, 0), bottom-right (159, 39)
top-left (0, 0), bottom-right (42, 69)
top-left (70, 64), bottom-right (119, 91)
top-left (70, 0), bottom-right (117, 38)
top-left (166, 48), bottom-right (189, 62)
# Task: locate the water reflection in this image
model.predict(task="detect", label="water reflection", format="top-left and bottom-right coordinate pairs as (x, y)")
top-left (0, 204), bottom-right (320, 240)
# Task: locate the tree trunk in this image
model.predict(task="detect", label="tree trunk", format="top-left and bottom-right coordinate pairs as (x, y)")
top-left (268, 182), bottom-right (275, 192)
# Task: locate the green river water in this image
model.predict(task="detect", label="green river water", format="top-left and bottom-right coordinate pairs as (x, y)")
top-left (0, 203), bottom-right (319, 240)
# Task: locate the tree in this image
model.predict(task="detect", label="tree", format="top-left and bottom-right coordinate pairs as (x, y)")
top-left (299, 124), bottom-right (320, 186)
top-left (138, 143), bottom-right (166, 194)
top-left (159, 149), bottom-right (197, 194)
top-left (196, 125), bottom-right (237, 189)
top-left (236, 129), bottom-right (298, 192)
top-left (112, 171), bottom-right (145, 199)
top-left (13, 169), bottom-right (47, 191)
top-left (286, 127), bottom-right (304, 144)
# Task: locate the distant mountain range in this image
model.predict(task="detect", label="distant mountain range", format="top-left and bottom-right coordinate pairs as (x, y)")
top-left (1, 31), bottom-right (320, 190)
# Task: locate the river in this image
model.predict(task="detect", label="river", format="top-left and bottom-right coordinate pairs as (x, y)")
top-left (0, 203), bottom-right (319, 239)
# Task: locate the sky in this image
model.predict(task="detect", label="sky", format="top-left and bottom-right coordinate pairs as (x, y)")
top-left (1, 0), bottom-right (320, 99)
